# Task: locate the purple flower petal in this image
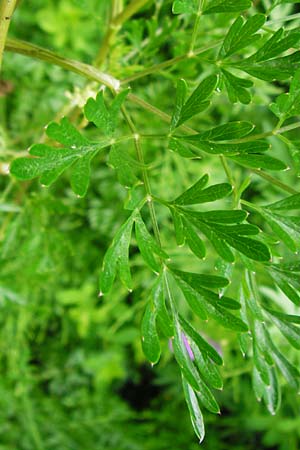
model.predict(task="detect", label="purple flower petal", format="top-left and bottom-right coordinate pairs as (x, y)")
top-left (168, 333), bottom-right (194, 360)
top-left (182, 333), bottom-right (194, 360)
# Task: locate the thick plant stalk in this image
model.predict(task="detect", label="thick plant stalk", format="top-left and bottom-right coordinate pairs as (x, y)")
top-left (0, 0), bottom-right (17, 72)
top-left (111, 0), bottom-right (123, 19)
top-left (5, 37), bottom-right (121, 91)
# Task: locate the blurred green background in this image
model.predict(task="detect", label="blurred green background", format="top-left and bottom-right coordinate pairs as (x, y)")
top-left (1, 1), bottom-right (300, 449)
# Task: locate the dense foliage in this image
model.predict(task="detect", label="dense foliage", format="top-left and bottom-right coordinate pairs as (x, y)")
top-left (1, 0), bottom-right (300, 448)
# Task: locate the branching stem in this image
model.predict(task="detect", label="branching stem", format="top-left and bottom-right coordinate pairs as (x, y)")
top-left (120, 105), bottom-right (162, 247)
top-left (120, 41), bottom-right (221, 84)
top-left (5, 38), bottom-right (300, 195)
top-left (250, 170), bottom-right (298, 195)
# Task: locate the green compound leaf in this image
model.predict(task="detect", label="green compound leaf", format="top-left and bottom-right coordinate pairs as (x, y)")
top-left (185, 211), bottom-right (270, 262)
top-left (84, 89), bottom-right (129, 136)
top-left (203, 0), bottom-right (252, 14)
top-left (191, 121), bottom-right (254, 141)
top-left (173, 173), bottom-right (209, 205)
top-left (190, 210), bottom-right (248, 224)
top-left (222, 69), bottom-right (253, 104)
top-left (266, 192), bottom-right (300, 211)
top-left (265, 332), bottom-right (300, 390)
top-left (269, 270), bottom-right (300, 306)
top-left (265, 309), bottom-right (300, 349)
top-left (134, 213), bottom-right (168, 273)
top-left (195, 376), bottom-right (220, 414)
top-left (10, 117), bottom-right (110, 196)
top-left (174, 276), bottom-right (208, 321)
top-left (182, 217), bottom-right (206, 259)
top-left (263, 307), bottom-right (300, 324)
top-left (108, 144), bottom-right (141, 187)
top-left (242, 270), bottom-right (264, 321)
top-left (173, 272), bottom-right (247, 332)
top-left (177, 324), bottom-right (220, 413)
top-left (238, 52), bottom-right (300, 81)
top-left (235, 29), bottom-right (300, 81)
top-left (174, 181), bottom-right (232, 205)
top-left (191, 344), bottom-right (223, 390)
top-left (174, 75), bottom-right (218, 128)
top-left (248, 28), bottom-right (299, 63)
top-left (179, 315), bottom-right (223, 366)
top-left (221, 14), bottom-right (265, 58)
top-left (148, 274), bottom-right (173, 340)
top-left (263, 367), bottom-right (281, 415)
top-left (253, 341), bottom-right (271, 386)
top-left (171, 79), bottom-right (188, 131)
top-left (260, 208), bottom-right (300, 252)
top-left (270, 69), bottom-right (300, 121)
top-left (170, 208), bottom-right (185, 246)
top-left (252, 366), bottom-right (265, 402)
top-left (271, 346), bottom-right (299, 390)
top-left (99, 212), bottom-right (136, 295)
top-left (141, 300), bottom-right (161, 365)
top-left (200, 224), bottom-right (235, 262)
top-left (182, 378), bottom-right (205, 443)
top-left (169, 137), bottom-right (199, 158)
top-left (156, 300), bottom-right (174, 339)
top-left (180, 130), bottom-right (270, 155)
top-left (253, 321), bottom-right (273, 365)
top-left (173, 321), bottom-right (203, 392)
top-left (229, 154), bottom-right (287, 171)
top-left (206, 302), bottom-right (248, 332)
top-left (218, 233), bottom-right (271, 261)
top-left (170, 268), bottom-right (229, 289)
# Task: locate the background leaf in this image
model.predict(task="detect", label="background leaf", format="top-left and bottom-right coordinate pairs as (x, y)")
top-left (203, 0), bottom-right (252, 14)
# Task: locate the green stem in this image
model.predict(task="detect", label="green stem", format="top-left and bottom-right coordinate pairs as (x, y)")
top-left (111, 0), bottom-right (123, 18)
top-left (94, 0), bottom-right (151, 67)
top-left (240, 199), bottom-right (261, 211)
top-left (214, 122), bottom-right (300, 146)
top-left (0, 0), bottom-right (18, 72)
top-left (121, 41), bottom-right (221, 85)
top-left (220, 155), bottom-right (234, 187)
top-left (227, 122), bottom-right (300, 144)
top-left (250, 170), bottom-right (299, 195)
top-left (120, 105), bottom-right (162, 247)
top-left (128, 93), bottom-right (196, 133)
top-left (274, 122), bottom-right (300, 136)
top-left (5, 38), bottom-right (120, 91)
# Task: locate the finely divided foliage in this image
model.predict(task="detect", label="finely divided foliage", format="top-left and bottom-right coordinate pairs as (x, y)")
top-left (5, 0), bottom-right (300, 444)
